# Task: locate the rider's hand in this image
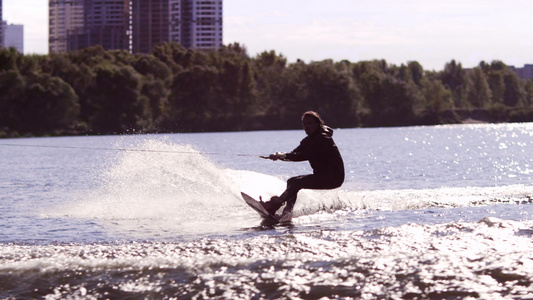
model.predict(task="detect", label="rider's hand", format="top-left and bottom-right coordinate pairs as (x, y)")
top-left (269, 152), bottom-right (286, 160)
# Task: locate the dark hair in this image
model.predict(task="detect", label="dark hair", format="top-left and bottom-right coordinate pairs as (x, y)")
top-left (301, 111), bottom-right (324, 126)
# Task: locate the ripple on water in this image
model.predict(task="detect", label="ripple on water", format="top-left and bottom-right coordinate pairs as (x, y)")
top-left (1, 217), bottom-right (533, 299)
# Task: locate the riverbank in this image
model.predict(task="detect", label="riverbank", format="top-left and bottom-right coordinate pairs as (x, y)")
top-left (2, 107), bottom-right (533, 139)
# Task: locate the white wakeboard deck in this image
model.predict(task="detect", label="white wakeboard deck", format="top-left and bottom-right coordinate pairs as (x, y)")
top-left (240, 192), bottom-right (292, 223)
top-left (241, 192), bottom-right (278, 222)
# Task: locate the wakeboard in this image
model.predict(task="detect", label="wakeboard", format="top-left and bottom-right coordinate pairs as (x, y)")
top-left (240, 192), bottom-right (292, 224)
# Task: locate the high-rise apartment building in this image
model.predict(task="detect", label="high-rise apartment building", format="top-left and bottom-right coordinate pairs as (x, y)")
top-left (132, 0), bottom-right (175, 53)
top-left (76, 0), bottom-right (130, 51)
top-left (49, 0), bottom-right (85, 52)
top-left (50, 0), bottom-right (223, 53)
top-left (178, 0), bottom-right (222, 50)
top-left (4, 24), bottom-right (23, 53)
top-left (49, 0), bottom-right (130, 52)
top-left (511, 64), bottom-right (533, 79)
top-left (1, 0), bottom-right (24, 52)
top-left (0, 0), bottom-right (4, 48)
top-left (132, 0), bottom-right (222, 53)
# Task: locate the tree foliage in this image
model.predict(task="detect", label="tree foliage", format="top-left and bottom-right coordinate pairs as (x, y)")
top-left (0, 44), bottom-right (532, 137)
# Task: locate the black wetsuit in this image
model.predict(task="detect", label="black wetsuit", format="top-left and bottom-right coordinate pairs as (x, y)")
top-left (280, 125), bottom-right (345, 212)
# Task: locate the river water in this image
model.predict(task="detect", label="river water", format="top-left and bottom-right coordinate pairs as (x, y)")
top-left (1, 123), bottom-right (533, 299)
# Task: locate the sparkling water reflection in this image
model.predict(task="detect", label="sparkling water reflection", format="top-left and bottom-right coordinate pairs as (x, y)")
top-left (1, 123), bottom-right (533, 298)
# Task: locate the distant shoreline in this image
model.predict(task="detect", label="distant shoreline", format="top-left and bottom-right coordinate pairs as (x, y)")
top-left (3, 108), bottom-right (533, 139)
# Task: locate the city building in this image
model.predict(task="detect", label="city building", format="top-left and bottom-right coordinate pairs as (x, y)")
top-left (131, 0), bottom-right (175, 54)
top-left (1, 0), bottom-right (24, 53)
top-left (4, 23), bottom-right (23, 52)
top-left (49, 0), bottom-right (130, 52)
top-left (0, 0), bottom-right (4, 48)
top-left (49, 0), bottom-right (85, 52)
top-left (132, 0), bottom-right (222, 53)
top-left (510, 65), bottom-right (533, 80)
top-left (76, 0), bottom-right (130, 51)
top-left (50, 0), bottom-right (223, 53)
top-left (177, 0), bottom-right (222, 50)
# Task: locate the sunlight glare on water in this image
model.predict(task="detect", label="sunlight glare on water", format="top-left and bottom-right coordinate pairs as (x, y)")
top-left (2, 217), bottom-right (533, 299)
top-left (3, 124), bottom-right (533, 298)
top-left (38, 134), bottom-right (533, 240)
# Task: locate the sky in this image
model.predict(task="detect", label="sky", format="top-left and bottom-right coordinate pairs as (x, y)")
top-left (2, 0), bottom-right (532, 71)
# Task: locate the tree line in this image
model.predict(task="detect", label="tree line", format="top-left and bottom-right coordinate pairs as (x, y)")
top-left (1, 43), bottom-right (533, 137)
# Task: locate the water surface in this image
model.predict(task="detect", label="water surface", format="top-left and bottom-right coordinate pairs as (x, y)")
top-left (1, 123), bottom-right (533, 298)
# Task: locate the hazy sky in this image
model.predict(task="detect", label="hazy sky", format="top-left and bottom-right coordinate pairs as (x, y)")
top-left (2, 0), bottom-right (532, 71)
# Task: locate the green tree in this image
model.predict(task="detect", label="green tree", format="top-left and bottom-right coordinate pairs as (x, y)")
top-left (481, 60), bottom-right (526, 107)
top-left (352, 59), bottom-right (391, 80)
top-left (503, 71), bottom-right (526, 107)
top-left (17, 54), bottom-right (43, 76)
top-left (20, 74), bottom-right (80, 134)
top-left (152, 42), bottom-right (193, 72)
top-left (87, 64), bottom-right (145, 134)
top-left (525, 80), bottom-right (533, 106)
top-left (217, 56), bottom-right (255, 124)
top-left (0, 71), bottom-right (79, 135)
top-left (299, 60), bottom-right (361, 127)
top-left (168, 65), bottom-right (219, 131)
top-left (0, 48), bottom-right (20, 72)
top-left (268, 61), bottom-right (311, 126)
top-left (439, 60), bottom-right (467, 107)
top-left (358, 68), bottom-right (416, 125)
top-left (132, 54), bottom-right (172, 81)
top-left (132, 54), bottom-right (173, 130)
top-left (408, 61), bottom-right (424, 86)
top-left (0, 70), bottom-right (25, 133)
top-left (138, 75), bottom-right (170, 131)
top-left (419, 77), bottom-right (454, 113)
top-left (68, 45), bottom-right (108, 67)
top-left (487, 72), bottom-right (505, 104)
top-left (465, 67), bottom-right (492, 107)
top-left (480, 61), bottom-right (505, 104)
top-left (396, 61), bottom-right (424, 86)
top-left (253, 50), bottom-right (290, 123)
